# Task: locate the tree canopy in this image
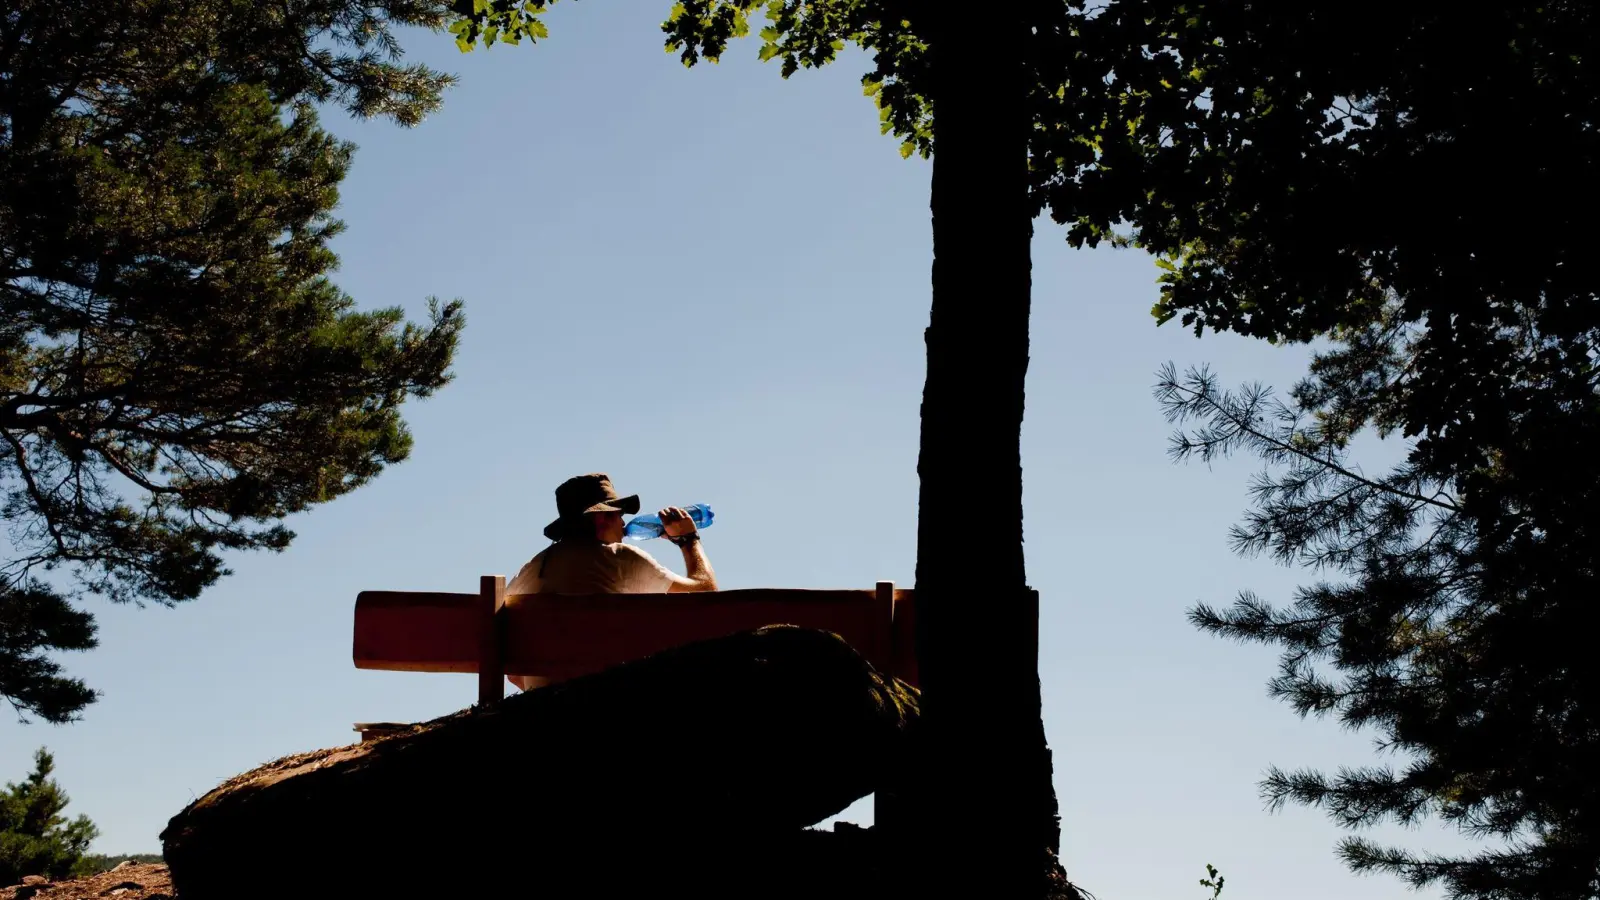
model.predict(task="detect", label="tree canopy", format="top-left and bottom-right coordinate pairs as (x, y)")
top-left (1040, 3), bottom-right (1600, 898)
top-left (2, 0), bottom-right (467, 723)
top-left (446, 0), bottom-right (955, 160)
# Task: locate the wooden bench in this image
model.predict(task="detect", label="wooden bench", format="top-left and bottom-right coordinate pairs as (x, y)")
top-left (353, 578), bottom-right (920, 722)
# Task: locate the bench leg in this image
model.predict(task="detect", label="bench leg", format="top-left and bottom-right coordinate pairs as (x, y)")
top-left (478, 575), bottom-right (506, 708)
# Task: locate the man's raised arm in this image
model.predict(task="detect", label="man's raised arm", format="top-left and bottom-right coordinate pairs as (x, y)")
top-left (660, 506), bottom-right (717, 592)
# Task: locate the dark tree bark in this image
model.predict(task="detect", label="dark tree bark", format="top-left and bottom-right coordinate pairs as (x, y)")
top-left (904, 5), bottom-right (1063, 897)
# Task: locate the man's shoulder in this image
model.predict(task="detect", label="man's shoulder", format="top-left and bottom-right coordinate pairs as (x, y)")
top-left (507, 545), bottom-right (551, 594)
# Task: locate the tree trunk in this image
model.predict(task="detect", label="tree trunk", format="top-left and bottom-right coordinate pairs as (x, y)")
top-left (902, 5), bottom-right (1063, 897)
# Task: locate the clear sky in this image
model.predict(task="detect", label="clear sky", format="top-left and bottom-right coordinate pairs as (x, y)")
top-left (4, 3), bottom-right (1474, 897)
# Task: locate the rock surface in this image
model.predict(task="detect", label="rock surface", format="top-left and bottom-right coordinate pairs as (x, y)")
top-left (161, 625), bottom-right (919, 899)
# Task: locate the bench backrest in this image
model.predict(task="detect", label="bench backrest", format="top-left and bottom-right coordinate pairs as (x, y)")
top-left (353, 579), bottom-right (918, 705)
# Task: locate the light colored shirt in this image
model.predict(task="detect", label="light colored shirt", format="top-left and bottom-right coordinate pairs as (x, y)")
top-left (505, 539), bottom-right (676, 596)
top-left (503, 539), bottom-right (678, 693)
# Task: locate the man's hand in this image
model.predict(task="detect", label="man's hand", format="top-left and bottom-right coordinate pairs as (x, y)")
top-left (659, 507), bottom-right (696, 539)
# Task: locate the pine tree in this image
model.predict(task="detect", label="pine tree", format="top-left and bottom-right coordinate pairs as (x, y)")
top-left (0, 748), bottom-right (98, 885)
top-left (3, 0), bottom-right (467, 723)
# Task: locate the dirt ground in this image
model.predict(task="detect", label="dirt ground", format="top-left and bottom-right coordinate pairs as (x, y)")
top-left (2, 863), bottom-right (172, 900)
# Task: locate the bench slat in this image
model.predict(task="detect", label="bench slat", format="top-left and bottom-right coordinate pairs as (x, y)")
top-left (353, 585), bottom-right (918, 687)
top-left (353, 591), bottom-right (478, 673)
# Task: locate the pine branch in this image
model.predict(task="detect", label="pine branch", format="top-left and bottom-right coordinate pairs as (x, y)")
top-left (1156, 363), bottom-right (1460, 513)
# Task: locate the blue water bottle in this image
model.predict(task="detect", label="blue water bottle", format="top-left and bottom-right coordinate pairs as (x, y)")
top-left (623, 503), bottom-right (714, 541)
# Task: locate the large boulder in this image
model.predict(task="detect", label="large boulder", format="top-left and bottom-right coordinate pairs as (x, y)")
top-left (161, 625), bottom-right (919, 899)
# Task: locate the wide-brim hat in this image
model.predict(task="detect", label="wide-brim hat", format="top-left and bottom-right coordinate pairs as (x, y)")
top-left (544, 473), bottom-right (640, 540)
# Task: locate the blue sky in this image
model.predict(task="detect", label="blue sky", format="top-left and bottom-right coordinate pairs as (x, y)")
top-left (5, 3), bottom-right (1474, 897)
